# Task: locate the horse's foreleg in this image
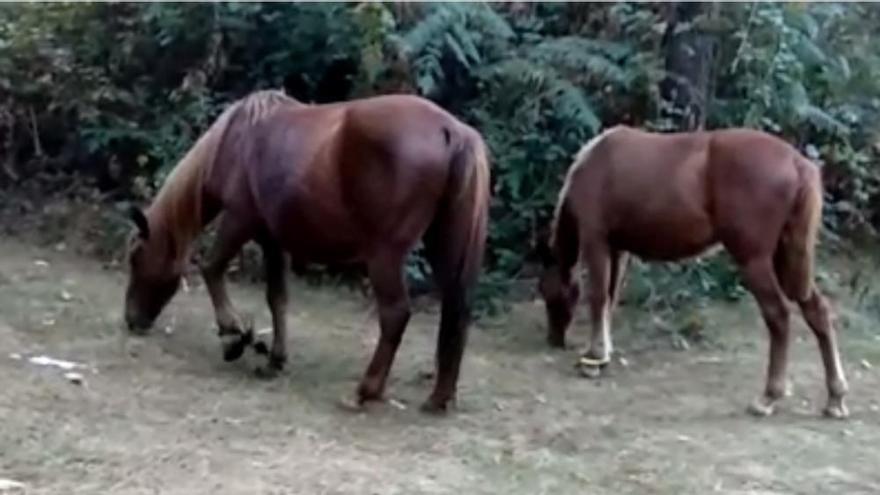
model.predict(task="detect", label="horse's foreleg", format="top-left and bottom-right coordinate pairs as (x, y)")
top-left (202, 215), bottom-right (252, 362)
top-left (357, 253), bottom-right (410, 405)
top-left (579, 245), bottom-right (613, 378)
top-left (798, 288), bottom-right (849, 418)
top-left (254, 240), bottom-right (288, 378)
top-left (739, 257), bottom-right (792, 417)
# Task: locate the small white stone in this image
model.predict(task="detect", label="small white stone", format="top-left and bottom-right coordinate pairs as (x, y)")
top-left (59, 290), bottom-right (73, 302)
top-left (861, 359), bottom-right (872, 370)
top-left (33, 259), bottom-right (49, 268)
top-left (64, 372), bottom-right (84, 385)
top-left (0, 479), bottom-right (26, 494)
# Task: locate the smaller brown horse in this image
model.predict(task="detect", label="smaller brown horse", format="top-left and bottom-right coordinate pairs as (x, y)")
top-left (538, 125), bottom-right (848, 418)
top-left (123, 90), bottom-right (490, 413)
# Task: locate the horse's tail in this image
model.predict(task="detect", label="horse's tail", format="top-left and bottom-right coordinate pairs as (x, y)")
top-left (426, 126), bottom-right (491, 296)
top-left (419, 126), bottom-right (489, 409)
top-left (776, 157), bottom-right (823, 302)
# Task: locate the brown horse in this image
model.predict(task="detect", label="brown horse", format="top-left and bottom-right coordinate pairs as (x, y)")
top-left (538, 125), bottom-right (848, 418)
top-left (123, 90), bottom-right (490, 413)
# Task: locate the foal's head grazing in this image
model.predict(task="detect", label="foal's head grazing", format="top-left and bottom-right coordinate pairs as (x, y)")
top-left (536, 238), bottom-right (580, 348)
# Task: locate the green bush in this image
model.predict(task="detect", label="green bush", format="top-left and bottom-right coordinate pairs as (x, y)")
top-left (1, 2), bottom-right (878, 312)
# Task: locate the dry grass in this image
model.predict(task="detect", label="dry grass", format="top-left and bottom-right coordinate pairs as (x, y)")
top-left (2, 238), bottom-right (880, 495)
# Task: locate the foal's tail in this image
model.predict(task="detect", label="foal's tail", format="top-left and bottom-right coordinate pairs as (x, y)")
top-left (777, 158), bottom-right (823, 302)
top-left (425, 126), bottom-right (491, 298)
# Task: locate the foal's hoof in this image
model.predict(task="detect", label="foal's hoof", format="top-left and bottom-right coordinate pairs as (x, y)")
top-left (576, 356), bottom-right (608, 379)
top-left (220, 328), bottom-right (253, 362)
top-left (547, 334), bottom-right (567, 349)
top-left (822, 399), bottom-right (849, 420)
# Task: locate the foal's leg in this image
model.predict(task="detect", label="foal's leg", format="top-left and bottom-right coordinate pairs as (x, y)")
top-left (579, 244), bottom-right (613, 378)
top-left (798, 288), bottom-right (849, 418)
top-left (254, 240), bottom-right (289, 378)
top-left (738, 257), bottom-right (792, 416)
top-left (608, 251), bottom-right (629, 311)
top-left (356, 252), bottom-right (411, 405)
top-left (202, 215), bottom-right (253, 361)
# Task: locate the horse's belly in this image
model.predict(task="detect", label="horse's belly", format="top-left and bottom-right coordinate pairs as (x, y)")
top-left (610, 219), bottom-right (716, 261)
top-left (273, 217), bottom-right (363, 264)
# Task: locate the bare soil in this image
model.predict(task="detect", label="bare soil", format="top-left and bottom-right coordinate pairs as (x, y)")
top-left (2, 237), bottom-right (880, 495)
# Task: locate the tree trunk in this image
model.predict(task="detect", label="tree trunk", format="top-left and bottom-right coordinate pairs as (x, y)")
top-left (659, 2), bottom-right (718, 131)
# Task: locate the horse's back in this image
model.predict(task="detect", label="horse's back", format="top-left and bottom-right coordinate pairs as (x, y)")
top-left (564, 127), bottom-right (715, 258)
top-left (564, 126), bottom-right (806, 260)
top-left (241, 94), bottom-right (467, 263)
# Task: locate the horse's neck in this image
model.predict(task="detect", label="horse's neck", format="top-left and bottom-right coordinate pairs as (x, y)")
top-left (146, 164), bottom-right (206, 264)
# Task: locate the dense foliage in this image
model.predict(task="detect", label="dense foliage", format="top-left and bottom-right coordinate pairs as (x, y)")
top-left (1, 3), bottom-right (879, 310)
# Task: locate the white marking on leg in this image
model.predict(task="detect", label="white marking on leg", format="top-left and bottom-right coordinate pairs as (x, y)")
top-left (600, 307), bottom-right (612, 361)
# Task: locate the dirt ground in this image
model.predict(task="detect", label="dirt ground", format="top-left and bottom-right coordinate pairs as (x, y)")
top-left (2, 236), bottom-right (880, 495)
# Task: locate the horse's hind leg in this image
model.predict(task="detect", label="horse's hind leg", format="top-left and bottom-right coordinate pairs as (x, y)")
top-left (797, 288), bottom-right (849, 418)
top-left (253, 239), bottom-right (289, 378)
top-left (578, 244), bottom-right (614, 378)
top-left (356, 251), bottom-right (410, 405)
top-left (202, 214), bottom-right (253, 362)
top-left (422, 279), bottom-right (472, 413)
top-left (737, 257), bottom-right (792, 416)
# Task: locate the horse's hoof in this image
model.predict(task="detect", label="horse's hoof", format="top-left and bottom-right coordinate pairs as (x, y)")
top-left (337, 393), bottom-right (386, 413)
top-left (221, 329), bottom-right (253, 362)
top-left (252, 341), bottom-right (269, 355)
top-left (255, 351), bottom-right (287, 379)
top-left (254, 365), bottom-right (276, 379)
top-left (746, 397), bottom-right (776, 417)
top-left (222, 340), bottom-right (247, 362)
top-left (419, 399), bottom-right (451, 416)
top-left (822, 401), bottom-right (849, 420)
top-left (337, 395), bottom-right (368, 413)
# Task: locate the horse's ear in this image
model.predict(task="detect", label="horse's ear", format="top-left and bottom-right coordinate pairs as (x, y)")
top-left (129, 206), bottom-right (150, 240)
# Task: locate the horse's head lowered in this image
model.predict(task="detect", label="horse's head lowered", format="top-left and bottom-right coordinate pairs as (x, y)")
top-left (123, 207), bottom-right (183, 332)
top-left (536, 240), bottom-right (580, 348)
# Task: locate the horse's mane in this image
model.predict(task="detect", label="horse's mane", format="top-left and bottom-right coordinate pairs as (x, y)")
top-left (549, 127), bottom-right (619, 250)
top-left (145, 89), bottom-right (298, 260)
